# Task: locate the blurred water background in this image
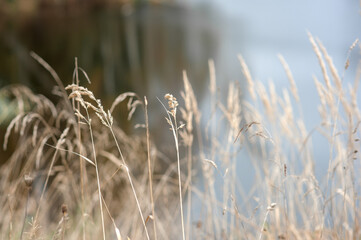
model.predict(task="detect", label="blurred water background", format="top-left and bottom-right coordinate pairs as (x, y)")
top-left (0, 0), bottom-right (360, 192)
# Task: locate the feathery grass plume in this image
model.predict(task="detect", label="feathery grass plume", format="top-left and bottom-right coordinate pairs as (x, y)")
top-left (180, 71), bottom-right (198, 240)
top-left (220, 81), bottom-right (243, 238)
top-left (238, 54), bottom-right (256, 100)
top-left (308, 33), bottom-right (332, 91)
top-left (278, 54), bottom-right (300, 102)
top-left (308, 37), bottom-right (361, 239)
top-left (203, 59), bottom-right (224, 238)
top-left (317, 39), bottom-right (342, 92)
top-left (344, 39), bottom-right (359, 71)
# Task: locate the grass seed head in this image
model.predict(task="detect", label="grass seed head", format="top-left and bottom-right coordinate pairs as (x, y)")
top-left (165, 93), bottom-right (178, 116)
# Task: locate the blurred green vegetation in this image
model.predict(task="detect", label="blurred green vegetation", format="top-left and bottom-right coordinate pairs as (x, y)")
top-left (0, 1), bottom-right (216, 96)
top-left (0, 0), bottom-right (218, 142)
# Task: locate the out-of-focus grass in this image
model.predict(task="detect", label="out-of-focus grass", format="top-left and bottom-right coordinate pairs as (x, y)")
top-left (0, 34), bottom-right (360, 239)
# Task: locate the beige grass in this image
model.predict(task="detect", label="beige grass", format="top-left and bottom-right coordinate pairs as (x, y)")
top-left (0, 34), bottom-right (360, 239)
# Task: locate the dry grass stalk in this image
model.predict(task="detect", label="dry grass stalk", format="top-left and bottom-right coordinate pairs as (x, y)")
top-left (64, 86), bottom-right (107, 240)
top-left (160, 93), bottom-right (186, 240)
top-left (180, 71), bottom-right (197, 240)
top-left (66, 84), bottom-right (150, 240)
top-left (72, 57), bottom-right (87, 240)
top-left (1, 36), bottom-right (360, 239)
top-left (31, 127), bottom-right (69, 235)
top-left (144, 96), bottom-right (157, 240)
top-left (52, 204), bottom-right (69, 240)
top-left (209, 59), bottom-right (217, 96)
top-left (20, 174), bottom-right (33, 240)
top-left (30, 51), bottom-right (72, 112)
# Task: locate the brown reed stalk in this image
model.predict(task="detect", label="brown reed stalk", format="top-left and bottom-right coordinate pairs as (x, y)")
top-left (73, 57), bottom-right (87, 240)
top-left (144, 96), bottom-right (158, 240)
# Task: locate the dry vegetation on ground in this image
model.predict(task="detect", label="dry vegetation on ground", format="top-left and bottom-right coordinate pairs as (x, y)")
top-left (0, 34), bottom-right (360, 239)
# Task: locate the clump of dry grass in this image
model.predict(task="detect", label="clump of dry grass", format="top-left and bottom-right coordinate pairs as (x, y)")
top-left (1, 34), bottom-right (360, 239)
top-left (0, 54), bottom-right (175, 239)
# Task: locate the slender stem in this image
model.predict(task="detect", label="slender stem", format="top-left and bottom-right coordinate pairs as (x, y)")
top-left (75, 57), bottom-right (86, 240)
top-left (186, 143), bottom-right (192, 240)
top-left (86, 110), bottom-right (106, 240)
top-left (20, 188), bottom-right (30, 240)
top-left (157, 97), bottom-right (185, 240)
top-left (258, 210), bottom-right (270, 240)
top-left (171, 115), bottom-right (186, 240)
top-left (33, 146), bottom-right (60, 230)
top-left (144, 97), bottom-right (157, 240)
top-left (30, 52), bottom-right (73, 112)
top-left (61, 215), bottom-right (66, 240)
top-left (110, 128), bottom-right (150, 240)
